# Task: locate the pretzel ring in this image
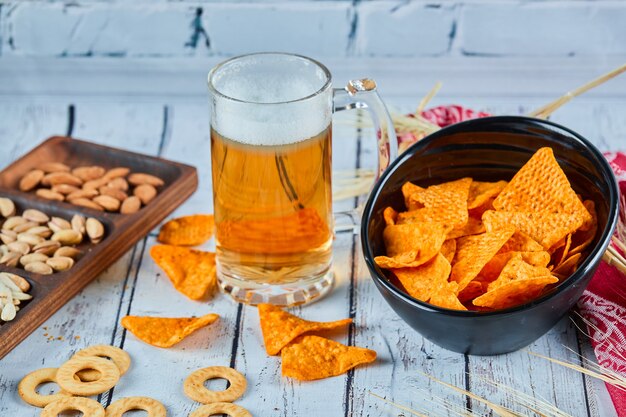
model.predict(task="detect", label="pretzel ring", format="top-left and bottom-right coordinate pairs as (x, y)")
top-left (18, 368), bottom-right (72, 407)
top-left (41, 397), bottom-right (105, 417)
top-left (189, 403), bottom-right (252, 417)
top-left (104, 396), bottom-right (166, 417)
top-left (72, 344), bottom-right (131, 382)
top-left (183, 366), bottom-right (247, 404)
top-left (57, 356), bottom-right (120, 396)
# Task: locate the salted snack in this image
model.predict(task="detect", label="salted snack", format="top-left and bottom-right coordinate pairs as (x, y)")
top-left (258, 303), bottom-right (352, 355)
top-left (281, 335), bottom-right (377, 381)
top-left (18, 368), bottom-right (72, 407)
top-left (0, 272), bottom-right (33, 324)
top-left (41, 397), bottom-right (105, 417)
top-left (150, 245), bottom-right (217, 300)
top-left (56, 356), bottom-right (121, 396)
top-left (105, 396), bottom-right (167, 417)
top-left (189, 403), bottom-right (252, 417)
top-left (0, 200), bottom-right (105, 274)
top-left (72, 344), bottom-right (131, 382)
top-left (376, 147), bottom-right (596, 311)
top-left (157, 214), bottom-right (215, 246)
top-left (18, 164), bottom-right (164, 213)
top-left (121, 313), bottom-right (219, 348)
top-left (184, 366), bottom-right (247, 403)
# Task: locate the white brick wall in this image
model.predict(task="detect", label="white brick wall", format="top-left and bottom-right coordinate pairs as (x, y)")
top-left (1, 1), bottom-right (625, 58)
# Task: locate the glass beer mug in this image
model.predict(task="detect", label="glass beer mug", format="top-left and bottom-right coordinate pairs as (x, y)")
top-left (208, 53), bottom-right (397, 306)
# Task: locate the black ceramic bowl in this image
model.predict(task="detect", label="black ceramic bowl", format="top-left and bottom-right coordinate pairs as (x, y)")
top-left (361, 116), bottom-right (619, 355)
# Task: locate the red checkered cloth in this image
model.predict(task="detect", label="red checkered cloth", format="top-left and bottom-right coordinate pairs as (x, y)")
top-left (420, 106), bottom-right (626, 414)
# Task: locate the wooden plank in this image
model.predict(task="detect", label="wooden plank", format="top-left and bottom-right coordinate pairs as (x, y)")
top-left (0, 102), bottom-right (165, 416)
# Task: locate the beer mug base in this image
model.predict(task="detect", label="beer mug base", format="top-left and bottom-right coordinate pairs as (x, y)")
top-left (216, 265), bottom-right (334, 307)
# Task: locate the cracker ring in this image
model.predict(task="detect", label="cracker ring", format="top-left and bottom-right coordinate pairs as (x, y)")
top-left (183, 366), bottom-right (247, 404)
top-left (57, 356), bottom-right (120, 396)
top-left (189, 403), bottom-right (252, 417)
top-left (105, 396), bottom-right (166, 417)
top-left (41, 396), bottom-right (105, 417)
top-left (18, 368), bottom-right (72, 408)
top-left (72, 344), bottom-right (131, 382)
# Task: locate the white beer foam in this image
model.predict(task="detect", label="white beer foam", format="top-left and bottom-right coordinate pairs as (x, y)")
top-left (211, 71), bottom-right (331, 145)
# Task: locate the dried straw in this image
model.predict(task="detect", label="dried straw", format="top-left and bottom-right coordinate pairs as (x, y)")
top-left (602, 194), bottom-right (626, 276)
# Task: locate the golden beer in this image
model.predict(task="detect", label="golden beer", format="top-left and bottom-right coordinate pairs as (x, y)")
top-left (211, 126), bottom-right (333, 288)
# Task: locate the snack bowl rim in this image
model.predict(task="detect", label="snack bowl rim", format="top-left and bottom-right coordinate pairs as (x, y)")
top-left (360, 115), bottom-right (620, 318)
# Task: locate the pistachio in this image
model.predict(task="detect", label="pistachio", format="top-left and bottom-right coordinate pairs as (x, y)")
top-left (22, 209), bottom-right (49, 224)
top-left (107, 177), bottom-right (129, 191)
top-left (48, 217), bottom-right (72, 233)
top-left (86, 218), bottom-right (105, 243)
top-left (98, 186), bottom-right (128, 202)
top-left (24, 261), bottom-right (53, 275)
top-left (51, 184), bottom-right (80, 195)
top-left (40, 162), bottom-right (70, 173)
top-left (66, 189), bottom-right (99, 200)
top-left (71, 215), bottom-right (86, 234)
top-left (0, 230), bottom-right (17, 245)
top-left (7, 241), bottom-right (30, 255)
top-left (36, 188), bottom-right (65, 202)
top-left (41, 172), bottom-right (83, 187)
top-left (0, 197), bottom-right (16, 217)
top-left (17, 232), bottom-right (44, 246)
top-left (33, 240), bottom-right (61, 256)
top-left (72, 166), bottom-right (106, 182)
top-left (128, 173), bottom-right (164, 187)
top-left (13, 221), bottom-right (39, 233)
top-left (19, 169), bottom-right (45, 192)
top-left (27, 226), bottom-right (53, 238)
top-left (120, 196), bottom-right (141, 214)
top-left (54, 246), bottom-right (81, 259)
top-left (20, 253), bottom-right (49, 266)
top-left (93, 195), bottom-right (120, 212)
top-left (47, 256), bottom-right (74, 272)
top-left (68, 198), bottom-right (104, 211)
top-left (104, 167), bottom-right (130, 179)
top-left (51, 229), bottom-right (82, 246)
top-left (0, 251), bottom-right (20, 267)
top-left (134, 184), bottom-right (157, 205)
top-left (2, 216), bottom-right (28, 231)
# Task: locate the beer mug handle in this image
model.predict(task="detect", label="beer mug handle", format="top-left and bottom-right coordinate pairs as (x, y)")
top-left (333, 79), bottom-right (398, 176)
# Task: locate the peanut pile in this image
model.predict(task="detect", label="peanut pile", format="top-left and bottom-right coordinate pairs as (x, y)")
top-left (19, 163), bottom-right (164, 214)
top-left (0, 197), bottom-right (105, 275)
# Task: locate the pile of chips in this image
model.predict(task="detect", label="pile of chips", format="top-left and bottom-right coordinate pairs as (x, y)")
top-left (258, 304), bottom-right (376, 380)
top-left (376, 147), bottom-right (597, 311)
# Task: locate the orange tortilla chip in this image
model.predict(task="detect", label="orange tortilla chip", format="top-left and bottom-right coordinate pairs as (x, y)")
top-left (552, 253), bottom-right (582, 276)
top-left (447, 216), bottom-right (485, 240)
top-left (391, 253), bottom-right (451, 303)
top-left (458, 281), bottom-right (485, 303)
top-left (554, 233), bottom-right (573, 266)
top-left (374, 222), bottom-right (450, 269)
top-left (383, 207), bottom-right (398, 226)
top-left (150, 245), bottom-right (216, 300)
top-left (473, 275), bottom-right (558, 309)
top-left (570, 200), bottom-right (598, 255)
top-left (467, 180), bottom-right (508, 210)
top-left (450, 227), bottom-right (515, 291)
top-left (478, 250), bottom-right (552, 284)
top-left (492, 147), bottom-right (592, 225)
top-left (429, 281), bottom-right (467, 311)
top-left (281, 335), bottom-right (376, 381)
top-left (441, 239), bottom-right (457, 263)
top-left (401, 182), bottom-right (425, 211)
top-left (121, 313), bottom-right (219, 348)
top-left (499, 231), bottom-right (543, 253)
top-left (158, 214), bottom-right (214, 246)
top-left (487, 253), bottom-right (552, 292)
top-left (406, 178), bottom-right (472, 229)
top-left (258, 304), bottom-right (352, 356)
top-left (483, 210), bottom-right (582, 250)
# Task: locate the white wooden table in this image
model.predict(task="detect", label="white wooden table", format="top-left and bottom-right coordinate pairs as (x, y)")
top-left (0, 57), bottom-right (624, 416)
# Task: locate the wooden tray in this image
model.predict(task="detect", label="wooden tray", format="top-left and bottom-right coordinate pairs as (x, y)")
top-left (0, 136), bottom-right (198, 358)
